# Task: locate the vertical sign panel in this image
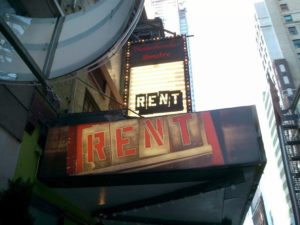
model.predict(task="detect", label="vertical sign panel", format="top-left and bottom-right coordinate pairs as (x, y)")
top-left (124, 36), bottom-right (192, 117)
top-left (128, 62), bottom-right (186, 117)
top-left (39, 106), bottom-right (263, 178)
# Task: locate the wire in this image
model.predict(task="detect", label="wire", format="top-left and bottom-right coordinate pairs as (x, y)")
top-left (0, 80), bottom-right (41, 86)
top-left (74, 77), bottom-right (144, 118)
top-left (0, 71), bottom-right (143, 118)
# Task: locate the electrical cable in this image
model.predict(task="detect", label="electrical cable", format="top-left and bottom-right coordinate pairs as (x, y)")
top-left (75, 77), bottom-right (143, 118)
top-left (0, 80), bottom-right (41, 86)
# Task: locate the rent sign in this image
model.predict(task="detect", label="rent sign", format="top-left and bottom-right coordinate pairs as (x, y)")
top-left (135, 90), bottom-right (183, 115)
top-left (67, 112), bottom-right (213, 175)
top-left (41, 106), bottom-right (262, 177)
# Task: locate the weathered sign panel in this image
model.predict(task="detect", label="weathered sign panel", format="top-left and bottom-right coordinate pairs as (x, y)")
top-left (39, 106), bottom-right (263, 178)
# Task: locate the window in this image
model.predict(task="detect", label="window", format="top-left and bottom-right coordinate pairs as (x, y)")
top-left (288, 26), bottom-right (298, 35)
top-left (280, 3), bottom-right (289, 11)
top-left (293, 39), bottom-right (300, 48)
top-left (90, 68), bottom-right (107, 93)
top-left (279, 64), bottom-right (286, 72)
top-left (284, 15), bottom-right (293, 23)
top-left (83, 90), bottom-right (100, 112)
top-left (297, 53), bottom-right (300, 60)
top-left (283, 76), bottom-right (290, 84)
top-left (287, 88), bottom-right (294, 96)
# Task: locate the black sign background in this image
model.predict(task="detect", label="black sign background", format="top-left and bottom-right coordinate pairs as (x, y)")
top-left (130, 37), bottom-right (185, 66)
top-left (135, 90), bottom-right (183, 115)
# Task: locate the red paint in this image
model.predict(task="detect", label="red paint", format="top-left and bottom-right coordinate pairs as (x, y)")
top-left (67, 126), bottom-right (77, 175)
top-left (87, 132), bottom-right (106, 162)
top-left (172, 114), bottom-right (193, 145)
top-left (65, 112), bottom-right (227, 174)
top-left (145, 118), bottom-right (164, 148)
top-left (142, 52), bottom-right (170, 60)
top-left (75, 124), bottom-right (93, 174)
top-left (76, 126), bottom-right (83, 174)
top-left (95, 132), bottom-right (106, 160)
top-left (201, 112), bottom-right (224, 165)
top-left (133, 43), bottom-right (178, 52)
top-left (87, 134), bottom-right (93, 162)
top-left (116, 126), bottom-right (137, 157)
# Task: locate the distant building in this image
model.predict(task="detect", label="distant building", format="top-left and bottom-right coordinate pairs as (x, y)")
top-left (145, 0), bottom-right (195, 110)
top-left (264, 0), bottom-right (300, 89)
top-left (147, 0), bottom-right (181, 36)
top-left (254, 1), bottom-right (300, 224)
top-left (251, 188), bottom-right (270, 225)
top-left (130, 9), bottom-right (165, 41)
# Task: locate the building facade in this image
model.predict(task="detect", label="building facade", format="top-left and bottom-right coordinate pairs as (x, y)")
top-left (254, 1), bottom-right (300, 224)
top-left (251, 187), bottom-right (270, 225)
top-left (264, 0), bottom-right (300, 89)
top-left (0, 1), bottom-right (143, 224)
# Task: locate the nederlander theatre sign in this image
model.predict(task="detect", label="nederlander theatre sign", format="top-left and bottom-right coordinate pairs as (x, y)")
top-left (39, 106), bottom-right (264, 180)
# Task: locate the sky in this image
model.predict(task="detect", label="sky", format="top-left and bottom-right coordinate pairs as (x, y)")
top-left (186, 2), bottom-right (293, 224)
top-left (185, 0), bottom-right (266, 111)
top-left (145, 1), bottom-right (293, 224)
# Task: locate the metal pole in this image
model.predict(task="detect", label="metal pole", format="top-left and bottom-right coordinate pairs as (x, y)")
top-left (0, 17), bottom-right (49, 91)
top-left (42, 16), bottom-right (65, 77)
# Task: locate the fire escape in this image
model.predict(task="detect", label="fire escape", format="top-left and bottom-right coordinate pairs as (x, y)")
top-left (281, 109), bottom-right (300, 209)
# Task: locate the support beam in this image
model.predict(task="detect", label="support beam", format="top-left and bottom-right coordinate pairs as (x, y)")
top-left (100, 215), bottom-right (224, 225)
top-left (43, 16), bottom-right (65, 77)
top-left (94, 170), bottom-right (244, 216)
top-left (0, 17), bottom-right (49, 90)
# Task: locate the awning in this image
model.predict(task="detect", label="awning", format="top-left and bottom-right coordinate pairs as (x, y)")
top-left (38, 105), bottom-right (266, 225)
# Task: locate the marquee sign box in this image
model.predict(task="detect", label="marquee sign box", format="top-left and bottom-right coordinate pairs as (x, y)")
top-left (124, 36), bottom-right (192, 117)
top-left (130, 37), bottom-right (185, 66)
top-left (39, 106), bottom-right (263, 178)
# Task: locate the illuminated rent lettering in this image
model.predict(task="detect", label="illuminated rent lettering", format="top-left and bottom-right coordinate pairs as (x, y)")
top-left (172, 114), bottom-right (193, 145)
top-left (135, 90), bottom-right (183, 115)
top-left (87, 132), bottom-right (106, 162)
top-left (116, 127), bottom-right (137, 157)
top-left (136, 94), bottom-right (146, 108)
top-left (73, 112), bottom-right (206, 174)
top-left (148, 94), bottom-right (157, 107)
top-left (171, 93), bottom-right (180, 105)
top-left (159, 93), bottom-right (168, 105)
top-left (145, 118), bottom-right (164, 148)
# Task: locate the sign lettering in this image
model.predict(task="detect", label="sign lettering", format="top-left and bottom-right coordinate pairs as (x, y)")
top-left (136, 90), bottom-right (183, 115)
top-left (71, 113), bottom-right (212, 174)
top-left (130, 37), bottom-right (185, 66)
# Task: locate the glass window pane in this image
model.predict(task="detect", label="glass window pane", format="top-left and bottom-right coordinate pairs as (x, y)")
top-left (283, 76), bottom-right (290, 84)
top-left (293, 39), bottom-right (300, 48)
top-left (3, 14), bottom-right (57, 73)
top-left (279, 64), bottom-right (286, 72)
top-left (1, 0), bottom-right (142, 80)
top-left (287, 88), bottom-right (293, 96)
top-left (0, 31), bottom-right (36, 82)
top-left (288, 26), bottom-right (298, 35)
top-left (284, 15), bottom-right (293, 23)
top-left (280, 4), bottom-right (289, 11)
